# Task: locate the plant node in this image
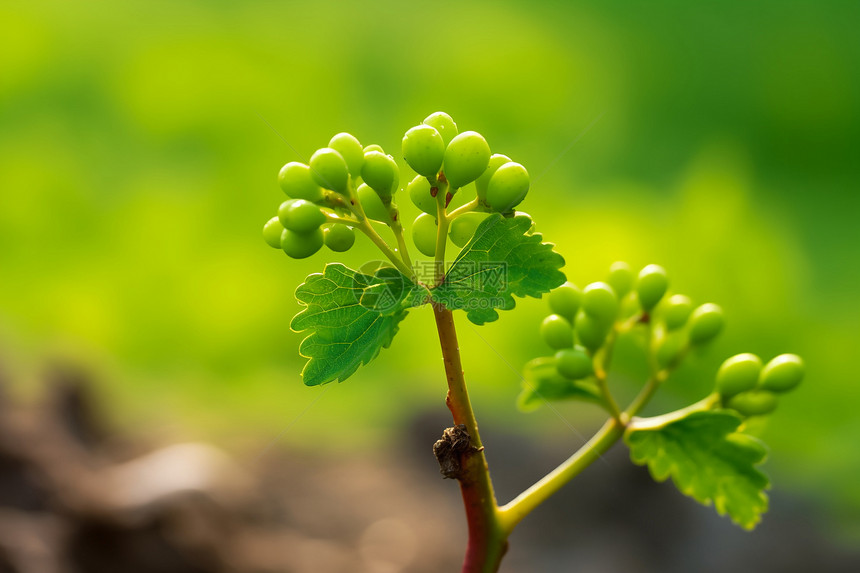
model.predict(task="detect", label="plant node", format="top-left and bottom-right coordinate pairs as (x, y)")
top-left (433, 424), bottom-right (481, 480)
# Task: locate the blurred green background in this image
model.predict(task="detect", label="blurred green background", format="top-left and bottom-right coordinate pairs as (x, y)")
top-left (2, 0), bottom-right (858, 538)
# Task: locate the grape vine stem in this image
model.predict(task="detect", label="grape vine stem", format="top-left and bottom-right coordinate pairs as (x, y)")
top-left (433, 304), bottom-right (507, 573)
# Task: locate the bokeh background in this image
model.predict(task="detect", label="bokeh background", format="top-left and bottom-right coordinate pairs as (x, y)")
top-left (2, 1), bottom-right (859, 571)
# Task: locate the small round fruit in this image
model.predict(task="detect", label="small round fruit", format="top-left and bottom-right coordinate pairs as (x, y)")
top-left (575, 312), bottom-right (610, 352)
top-left (357, 183), bottom-right (392, 223)
top-left (277, 199), bottom-right (296, 227)
top-left (475, 154), bottom-right (512, 201)
top-left (541, 314), bottom-right (574, 350)
top-left (323, 224), bottom-right (355, 252)
top-left (309, 148), bottom-right (349, 193)
top-left (443, 130), bottom-right (491, 189)
top-left (511, 211), bottom-right (536, 233)
top-left (412, 212), bottom-right (437, 257)
top-left (363, 144), bottom-right (385, 154)
top-left (281, 227), bottom-right (323, 259)
top-left (716, 353), bottom-right (762, 398)
top-left (636, 264), bottom-right (669, 311)
top-left (402, 124), bottom-right (445, 178)
top-left (328, 132), bottom-right (364, 176)
top-left (361, 151), bottom-right (399, 197)
top-left (548, 282), bottom-right (581, 323)
top-left (582, 282), bottom-right (618, 322)
top-left (278, 199), bottom-right (326, 233)
top-left (408, 175), bottom-right (437, 215)
top-left (727, 390), bottom-right (778, 417)
top-left (555, 347), bottom-right (593, 379)
top-left (607, 262), bottom-right (635, 298)
top-left (656, 331), bottom-right (686, 369)
top-left (663, 294), bottom-right (694, 330)
top-left (487, 162), bottom-right (529, 212)
top-left (423, 111), bottom-right (458, 145)
top-left (449, 212), bottom-right (490, 247)
top-left (759, 354), bottom-right (805, 393)
top-left (688, 303), bottom-right (725, 345)
top-left (263, 216), bottom-right (285, 249)
top-left (278, 162), bottom-right (324, 202)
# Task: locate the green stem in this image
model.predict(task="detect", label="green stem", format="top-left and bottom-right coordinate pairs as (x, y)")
top-left (623, 373), bottom-right (665, 420)
top-left (357, 221), bottom-right (415, 278)
top-left (323, 214), bottom-right (360, 226)
top-left (592, 327), bottom-right (623, 421)
top-left (342, 177), bottom-right (416, 280)
top-left (434, 181), bottom-right (451, 284)
top-left (498, 418), bottom-right (625, 532)
top-left (391, 219), bottom-right (414, 271)
top-left (627, 393), bottom-right (720, 431)
top-left (433, 305), bottom-right (507, 573)
top-left (448, 197), bottom-right (480, 219)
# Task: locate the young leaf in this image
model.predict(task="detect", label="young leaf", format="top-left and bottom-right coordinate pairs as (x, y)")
top-left (517, 357), bottom-right (603, 412)
top-left (624, 410), bottom-right (770, 529)
top-left (431, 214), bottom-right (565, 325)
top-left (291, 263), bottom-right (427, 385)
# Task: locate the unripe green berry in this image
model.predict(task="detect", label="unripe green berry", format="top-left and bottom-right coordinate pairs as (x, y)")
top-left (759, 354), bottom-right (805, 393)
top-left (575, 312), bottom-right (610, 352)
top-left (278, 162), bottom-right (324, 202)
top-left (636, 264), bottom-right (669, 311)
top-left (309, 147), bottom-right (349, 193)
top-left (361, 151), bottom-right (399, 198)
top-left (663, 294), bottom-right (694, 330)
top-left (357, 183), bottom-right (392, 224)
top-left (475, 154), bottom-right (511, 201)
top-left (656, 331), bottom-right (687, 369)
top-left (408, 175), bottom-right (437, 215)
top-left (547, 282), bottom-right (581, 323)
top-left (411, 212), bottom-right (437, 257)
top-left (582, 282), bottom-right (618, 322)
top-left (716, 353), bottom-right (762, 398)
top-left (607, 261), bottom-right (635, 298)
top-left (263, 216), bottom-right (285, 249)
top-left (510, 211), bottom-right (536, 233)
top-left (402, 125), bottom-right (445, 178)
top-left (278, 199), bottom-right (326, 233)
top-left (688, 303), bottom-right (725, 345)
top-left (487, 162), bottom-right (529, 212)
top-left (449, 212), bottom-right (490, 247)
top-left (363, 144), bottom-right (385, 154)
top-left (541, 314), bottom-right (574, 350)
top-left (423, 111), bottom-right (458, 146)
top-left (328, 132), bottom-right (364, 177)
top-left (555, 347), bottom-right (593, 379)
top-left (727, 390), bottom-right (778, 417)
top-left (443, 130), bottom-right (491, 189)
top-left (281, 227), bottom-right (323, 259)
top-left (323, 224), bottom-right (356, 252)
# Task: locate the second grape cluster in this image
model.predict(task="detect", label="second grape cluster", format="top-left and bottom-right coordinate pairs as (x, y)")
top-left (533, 262), bottom-right (804, 418)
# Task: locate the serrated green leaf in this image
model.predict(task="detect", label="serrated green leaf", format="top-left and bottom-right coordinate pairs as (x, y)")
top-left (517, 357), bottom-right (604, 411)
top-left (291, 263), bottom-right (426, 386)
top-left (431, 214), bottom-right (566, 325)
top-left (624, 410), bottom-right (770, 529)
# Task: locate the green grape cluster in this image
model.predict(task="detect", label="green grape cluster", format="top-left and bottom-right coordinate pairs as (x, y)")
top-left (533, 261), bottom-right (804, 422)
top-left (264, 112), bottom-right (538, 263)
top-left (402, 112), bottom-right (532, 256)
top-left (715, 353), bottom-right (804, 416)
top-left (263, 131), bottom-right (402, 259)
top-left (537, 262), bottom-right (729, 383)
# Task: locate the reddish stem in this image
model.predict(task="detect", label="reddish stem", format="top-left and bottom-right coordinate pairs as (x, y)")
top-left (432, 304), bottom-right (507, 573)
